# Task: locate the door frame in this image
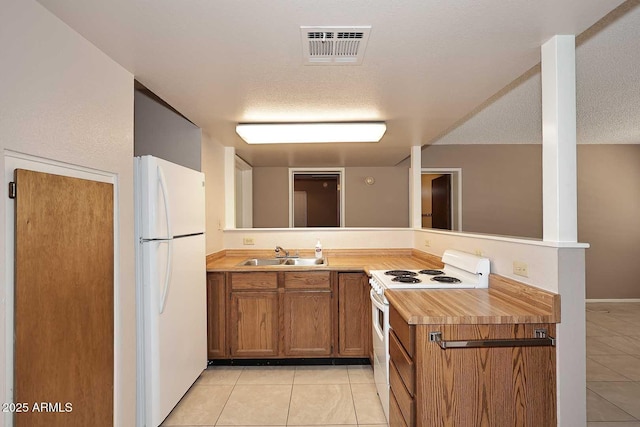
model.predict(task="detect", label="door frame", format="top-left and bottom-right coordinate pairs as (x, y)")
top-left (234, 155), bottom-right (253, 228)
top-left (421, 168), bottom-right (462, 231)
top-left (3, 151), bottom-right (118, 427)
top-left (288, 168), bottom-right (345, 228)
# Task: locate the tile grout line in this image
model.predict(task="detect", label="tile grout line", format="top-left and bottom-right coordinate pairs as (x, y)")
top-left (587, 302), bottom-right (640, 424)
top-left (213, 367), bottom-right (243, 427)
top-left (285, 367), bottom-right (298, 426)
top-left (348, 371), bottom-right (361, 426)
top-left (587, 386), bottom-right (638, 423)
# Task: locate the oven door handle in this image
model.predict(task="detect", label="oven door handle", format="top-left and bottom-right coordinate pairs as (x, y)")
top-left (370, 288), bottom-right (386, 310)
top-left (370, 289), bottom-right (386, 343)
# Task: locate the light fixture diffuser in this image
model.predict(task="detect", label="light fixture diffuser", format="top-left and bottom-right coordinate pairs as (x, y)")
top-left (235, 122), bottom-right (386, 144)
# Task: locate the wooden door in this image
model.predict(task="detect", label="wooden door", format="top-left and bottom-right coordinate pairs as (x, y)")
top-left (207, 272), bottom-right (226, 358)
top-left (14, 169), bottom-right (113, 427)
top-left (283, 291), bottom-right (332, 356)
top-left (431, 174), bottom-right (451, 230)
top-left (338, 273), bottom-right (371, 357)
top-left (230, 292), bottom-right (279, 357)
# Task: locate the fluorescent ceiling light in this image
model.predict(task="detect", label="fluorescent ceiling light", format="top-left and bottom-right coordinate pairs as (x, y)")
top-left (236, 122), bottom-right (386, 144)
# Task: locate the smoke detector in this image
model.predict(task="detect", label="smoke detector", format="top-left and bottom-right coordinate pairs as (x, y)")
top-left (300, 26), bottom-right (371, 65)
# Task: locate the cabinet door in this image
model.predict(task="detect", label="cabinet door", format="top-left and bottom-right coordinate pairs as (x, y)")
top-left (283, 291), bottom-right (332, 356)
top-left (207, 272), bottom-right (226, 358)
top-left (230, 292), bottom-right (279, 357)
top-left (338, 273), bottom-right (371, 357)
top-left (416, 324), bottom-right (557, 426)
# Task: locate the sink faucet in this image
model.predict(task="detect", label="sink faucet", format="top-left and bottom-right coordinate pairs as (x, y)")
top-left (275, 246), bottom-right (299, 258)
top-left (275, 246), bottom-right (289, 258)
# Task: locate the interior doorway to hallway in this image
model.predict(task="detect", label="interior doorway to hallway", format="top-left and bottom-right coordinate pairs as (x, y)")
top-left (421, 169), bottom-right (462, 231)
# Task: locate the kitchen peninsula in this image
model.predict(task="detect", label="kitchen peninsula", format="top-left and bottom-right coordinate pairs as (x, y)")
top-left (206, 248), bottom-right (560, 425)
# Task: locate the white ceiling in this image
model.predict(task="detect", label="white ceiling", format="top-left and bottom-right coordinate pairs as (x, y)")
top-left (432, 0), bottom-right (640, 146)
top-left (36, 0), bottom-right (629, 166)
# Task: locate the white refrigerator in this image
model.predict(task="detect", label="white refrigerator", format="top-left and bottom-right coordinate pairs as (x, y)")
top-left (135, 155), bottom-right (207, 427)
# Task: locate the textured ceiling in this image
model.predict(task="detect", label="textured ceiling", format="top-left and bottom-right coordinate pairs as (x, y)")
top-left (432, 0), bottom-right (640, 146)
top-left (36, 0), bottom-right (630, 166)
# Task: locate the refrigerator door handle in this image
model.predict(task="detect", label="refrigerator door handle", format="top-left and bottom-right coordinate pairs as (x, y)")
top-left (159, 239), bottom-right (173, 314)
top-left (157, 165), bottom-right (173, 240)
top-left (158, 165), bottom-right (174, 314)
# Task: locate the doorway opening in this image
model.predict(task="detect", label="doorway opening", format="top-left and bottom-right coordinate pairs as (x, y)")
top-left (421, 168), bottom-right (462, 231)
top-left (234, 156), bottom-right (253, 228)
top-left (289, 168), bottom-right (345, 227)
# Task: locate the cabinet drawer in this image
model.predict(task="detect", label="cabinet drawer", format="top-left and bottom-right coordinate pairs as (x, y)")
top-left (389, 386), bottom-right (409, 427)
top-left (390, 304), bottom-right (414, 358)
top-left (390, 359), bottom-right (414, 426)
top-left (390, 330), bottom-right (414, 395)
top-left (230, 272), bottom-right (278, 290)
top-left (284, 271), bottom-right (331, 289)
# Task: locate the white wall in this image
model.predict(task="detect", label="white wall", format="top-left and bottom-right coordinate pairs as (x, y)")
top-left (223, 228), bottom-right (414, 251)
top-left (202, 132), bottom-right (227, 253)
top-left (0, 0), bottom-right (135, 425)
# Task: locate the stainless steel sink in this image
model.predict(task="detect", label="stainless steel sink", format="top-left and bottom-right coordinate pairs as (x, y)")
top-left (283, 258), bottom-right (326, 266)
top-left (237, 258), bottom-right (327, 267)
top-left (238, 258), bottom-right (285, 266)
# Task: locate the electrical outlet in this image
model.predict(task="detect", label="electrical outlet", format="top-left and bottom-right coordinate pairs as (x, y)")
top-left (243, 237), bottom-right (255, 245)
top-left (513, 261), bottom-right (529, 277)
top-left (424, 239), bottom-right (431, 247)
top-left (474, 249), bottom-right (483, 256)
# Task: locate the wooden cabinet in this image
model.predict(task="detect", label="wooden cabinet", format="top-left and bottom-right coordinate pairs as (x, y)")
top-left (283, 271), bottom-right (332, 356)
top-left (208, 269), bottom-right (371, 360)
top-left (206, 272), bottom-right (226, 358)
top-left (389, 305), bottom-right (557, 427)
top-left (229, 272), bottom-right (279, 357)
top-left (224, 270), bottom-right (336, 358)
top-left (337, 272), bottom-right (371, 357)
top-left (230, 291), bottom-right (279, 357)
top-left (283, 291), bottom-right (332, 356)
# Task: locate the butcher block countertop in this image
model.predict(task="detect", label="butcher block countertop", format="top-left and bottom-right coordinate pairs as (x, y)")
top-left (206, 249), bottom-right (560, 325)
top-left (206, 248), bottom-right (441, 274)
top-left (386, 274), bottom-right (560, 325)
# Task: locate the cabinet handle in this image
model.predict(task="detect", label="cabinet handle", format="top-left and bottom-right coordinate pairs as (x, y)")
top-left (429, 329), bottom-right (556, 349)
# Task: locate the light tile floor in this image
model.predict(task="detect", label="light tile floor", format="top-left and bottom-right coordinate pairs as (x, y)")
top-left (162, 302), bottom-right (640, 427)
top-left (587, 302), bottom-right (640, 427)
top-left (161, 364), bottom-right (387, 426)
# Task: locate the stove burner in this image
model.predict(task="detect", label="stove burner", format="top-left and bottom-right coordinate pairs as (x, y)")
top-left (385, 270), bottom-right (418, 277)
top-left (392, 275), bottom-right (422, 284)
top-left (431, 276), bottom-right (462, 284)
top-left (419, 269), bottom-right (445, 276)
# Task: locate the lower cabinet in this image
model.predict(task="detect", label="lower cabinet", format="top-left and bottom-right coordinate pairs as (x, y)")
top-left (207, 270), bottom-right (371, 359)
top-left (230, 291), bottom-right (279, 357)
top-left (283, 291), bottom-right (332, 356)
top-left (206, 272), bottom-right (226, 358)
top-left (338, 272), bottom-right (371, 357)
top-left (389, 304), bottom-right (557, 426)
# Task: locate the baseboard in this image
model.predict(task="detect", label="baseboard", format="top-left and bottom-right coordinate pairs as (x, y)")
top-left (208, 358), bottom-right (370, 366)
top-left (586, 299), bottom-right (640, 303)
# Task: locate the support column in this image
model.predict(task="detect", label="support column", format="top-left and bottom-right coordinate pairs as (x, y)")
top-left (409, 145), bottom-right (422, 228)
top-left (542, 35), bottom-right (577, 243)
top-left (542, 35), bottom-right (584, 427)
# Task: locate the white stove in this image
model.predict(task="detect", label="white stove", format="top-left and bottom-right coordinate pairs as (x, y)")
top-left (369, 249), bottom-right (491, 298)
top-left (368, 249), bottom-right (490, 422)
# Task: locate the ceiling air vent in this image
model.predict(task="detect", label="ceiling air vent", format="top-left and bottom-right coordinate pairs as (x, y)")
top-left (301, 26), bottom-right (371, 65)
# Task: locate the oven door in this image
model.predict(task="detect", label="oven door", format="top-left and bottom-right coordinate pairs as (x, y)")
top-left (370, 288), bottom-right (390, 421)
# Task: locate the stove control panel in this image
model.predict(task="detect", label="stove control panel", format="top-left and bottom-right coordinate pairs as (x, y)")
top-left (369, 277), bottom-right (384, 295)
